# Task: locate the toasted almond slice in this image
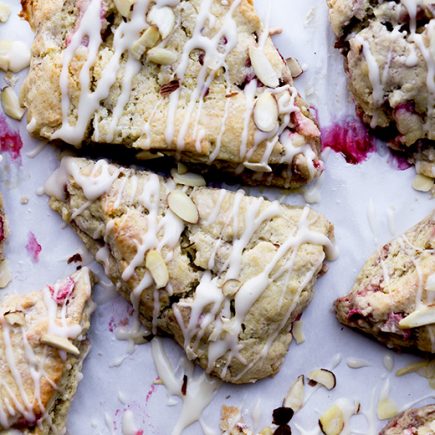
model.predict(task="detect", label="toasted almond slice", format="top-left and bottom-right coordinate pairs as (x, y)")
top-left (242, 162), bottom-right (272, 173)
top-left (114, 0), bottom-right (135, 17)
top-left (145, 249), bottom-right (169, 289)
top-left (412, 174), bottom-right (434, 192)
top-left (399, 306), bottom-right (435, 329)
top-left (377, 397), bottom-right (398, 420)
top-left (319, 404), bottom-right (344, 435)
top-left (147, 6), bottom-right (175, 39)
top-left (222, 279), bottom-right (241, 297)
top-left (292, 320), bottom-right (305, 344)
top-left (167, 191), bottom-right (199, 224)
top-left (395, 360), bottom-right (429, 377)
top-left (171, 168), bottom-right (206, 187)
top-left (41, 334), bottom-right (80, 356)
top-left (136, 150), bottom-right (164, 160)
top-left (286, 57), bottom-right (303, 78)
top-left (254, 92), bottom-right (278, 132)
top-left (0, 259), bottom-right (11, 288)
top-left (177, 162), bottom-right (188, 174)
top-left (147, 47), bottom-right (177, 65)
top-left (130, 26), bottom-right (160, 59)
top-left (283, 375), bottom-right (304, 412)
top-left (4, 311), bottom-right (25, 326)
top-left (249, 46), bottom-right (279, 88)
top-left (1, 87), bottom-right (25, 120)
top-left (308, 368), bottom-right (336, 390)
top-left (0, 2), bottom-right (11, 23)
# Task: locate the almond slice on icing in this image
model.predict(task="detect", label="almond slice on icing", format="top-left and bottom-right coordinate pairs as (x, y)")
top-left (399, 306), bottom-right (435, 329)
top-left (147, 6), bottom-right (175, 39)
top-left (242, 162), bottom-right (272, 173)
top-left (319, 404), bottom-right (344, 435)
top-left (292, 320), bottom-right (305, 344)
top-left (170, 168), bottom-right (206, 187)
top-left (0, 2), bottom-right (11, 23)
top-left (249, 46), bottom-right (279, 88)
top-left (283, 375), bottom-right (304, 412)
top-left (145, 249), bottom-right (169, 289)
top-left (254, 92), bottom-right (278, 132)
top-left (1, 87), bottom-right (25, 120)
top-left (147, 47), bottom-right (178, 65)
top-left (412, 174), bottom-right (434, 192)
top-left (377, 397), bottom-right (398, 420)
top-left (4, 311), bottom-right (25, 327)
top-left (41, 334), bottom-right (80, 356)
top-left (167, 191), bottom-right (199, 224)
top-left (114, 0), bottom-right (135, 17)
top-left (286, 57), bottom-right (303, 78)
top-left (308, 368), bottom-right (336, 390)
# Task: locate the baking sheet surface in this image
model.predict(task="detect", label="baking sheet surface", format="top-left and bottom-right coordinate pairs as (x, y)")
top-left (0, 0), bottom-right (434, 433)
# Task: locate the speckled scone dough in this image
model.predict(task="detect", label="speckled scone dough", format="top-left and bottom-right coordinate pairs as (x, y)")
top-left (20, 0), bottom-right (323, 189)
top-left (46, 157), bottom-right (335, 383)
top-left (335, 211), bottom-right (435, 354)
top-left (327, 0), bottom-right (435, 182)
top-left (0, 268), bottom-right (94, 434)
top-left (380, 405), bottom-right (435, 434)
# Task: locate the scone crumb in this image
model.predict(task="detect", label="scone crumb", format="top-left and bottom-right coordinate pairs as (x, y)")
top-left (20, 196), bottom-right (29, 205)
top-left (412, 174), bottom-right (434, 193)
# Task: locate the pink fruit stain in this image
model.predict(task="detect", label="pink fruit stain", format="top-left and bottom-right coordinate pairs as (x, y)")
top-left (145, 383), bottom-right (158, 404)
top-left (321, 118), bottom-right (375, 164)
top-left (49, 277), bottom-right (75, 304)
top-left (0, 115), bottom-right (23, 162)
top-left (26, 232), bottom-right (42, 262)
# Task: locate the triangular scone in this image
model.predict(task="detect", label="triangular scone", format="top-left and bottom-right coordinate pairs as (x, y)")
top-left (335, 212), bottom-right (435, 354)
top-left (0, 268), bottom-right (94, 433)
top-left (380, 405), bottom-right (435, 435)
top-left (46, 157), bottom-right (335, 383)
top-left (21, 0), bottom-right (322, 189)
top-left (0, 194), bottom-right (11, 288)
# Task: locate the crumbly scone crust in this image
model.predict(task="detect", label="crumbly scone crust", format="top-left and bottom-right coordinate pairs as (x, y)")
top-left (47, 157), bottom-right (334, 383)
top-left (380, 404), bottom-right (435, 435)
top-left (0, 268), bottom-right (94, 434)
top-left (335, 211), bottom-right (435, 354)
top-left (327, 0), bottom-right (435, 180)
top-left (21, 0), bottom-right (322, 188)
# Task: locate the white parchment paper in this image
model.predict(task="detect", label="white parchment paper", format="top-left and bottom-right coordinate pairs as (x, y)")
top-left (0, 0), bottom-right (434, 433)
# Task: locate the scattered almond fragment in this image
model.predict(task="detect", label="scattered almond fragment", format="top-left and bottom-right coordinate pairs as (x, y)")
top-left (412, 174), bottom-right (434, 192)
top-left (147, 47), bottom-right (177, 65)
top-left (130, 26), bottom-right (160, 59)
top-left (136, 150), bottom-right (164, 160)
top-left (308, 368), bottom-right (336, 390)
top-left (377, 397), bottom-right (398, 420)
top-left (249, 46), bottom-right (279, 88)
top-left (4, 311), bottom-right (25, 326)
top-left (222, 279), bottom-right (241, 297)
top-left (147, 6), bottom-right (175, 39)
top-left (0, 2), bottom-right (11, 23)
top-left (292, 320), bottom-right (305, 344)
top-left (283, 375), bottom-right (304, 412)
top-left (254, 92), bottom-right (278, 132)
top-left (319, 404), bottom-right (344, 435)
top-left (145, 249), bottom-right (169, 289)
top-left (170, 168), bottom-right (206, 187)
top-left (168, 191), bottom-right (199, 224)
top-left (1, 87), bottom-right (25, 120)
top-left (395, 360), bottom-right (429, 377)
top-left (41, 333), bottom-right (80, 356)
top-left (286, 57), bottom-right (303, 78)
top-left (399, 306), bottom-right (435, 329)
top-left (0, 260), bottom-right (11, 288)
top-left (243, 162), bottom-right (272, 173)
top-left (114, 0), bottom-right (135, 17)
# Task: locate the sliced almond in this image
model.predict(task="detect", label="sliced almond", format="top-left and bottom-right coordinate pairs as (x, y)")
top-left (319, 404), bottom-right (344, 435)
top-left (41, 334), bottom-right (80, 356)
top-left (292, 320), bottom-right (305, 344)
top-left (130, 26), bottom-right (160, 59)
top-left (283, 375), bottom-right (304, 412)
top-left (253, 92), bottom-right (278, 132)
top-left (0, 2), bottom-right (11, 23)
top-left (177, 162), bottom-right (188, 174)
top-left (308, 368), bottom-right (336, 390)
top-left (136, 150), bottom-right (164, 160)
top-left (114, 0), bottom-right (135, 17)
top-left (242, 162), bottom-right (272, 173)
top-left (377, 397), bottom-right (398, 420)
top-left (249, 46), bottom-right (279, 88)
top-left (147, 47), bottom-right (177, 65)
top-left (395, 360), bottom-right (429, 377)
top-left (412, 174), bottom-right (434, 192)
top-left (0, 259), bottom-right (11, 288)
top-left (171, 168), bottom-right (206, 187)
top-left (4, 311), bottom-right (25, 327)
top-left (286, 57), bottom-right (303, 78)
top-left (167, 190), bottom-right (199, 224)
top-left (1, 87), bottom-right (25, 120)
top-left (399, 306), bottom-right (435, 328)
top-left (0, 40), bottom-right (31, 73)
top-left (145, 249), bottom-right (169, 289)
top-left (147, 6), bottom-right (175, 39)
top-left (222, 279), bottom-right (241, 297)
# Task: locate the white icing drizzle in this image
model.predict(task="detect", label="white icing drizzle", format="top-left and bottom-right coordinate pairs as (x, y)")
top-left (121, 410), bottom-right (141, 435)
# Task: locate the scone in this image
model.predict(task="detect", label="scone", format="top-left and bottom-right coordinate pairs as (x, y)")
top-left (327, 0), bottom-right (434, 183)
top-left (20, 0), bottom-right (323, 189)
top-left (380, 405), bottom-right (435, 434)
top-left (335, 211), bottom-right (435, 353)
top-left (0, 268), bottom-right (94, 434)
top-left (45, 157), bottom-right (335, 383)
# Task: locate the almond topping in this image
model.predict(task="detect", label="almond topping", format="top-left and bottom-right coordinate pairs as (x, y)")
top-left (242, 162), bottom-right (272, 173)
top-left (1, 87), bottom-right (25, 120)
top-left (286, 57), bottom-right (303, 78)
top-left (377, 397), bottom-right (398, 420)
top-left (41, 334), bottom-right (80, 356)
top-left (167, 191), bottom-right (199, 224)
top-left (131, 26), bottom-right (161, 59)
top-left (307, 368), bottom-right (336, 390)
top-left (249, 46), bottom-right (279, 88)
top-left (147, 6), bottom-right (175, 39)
top-left (114, 0), bottom-right (136, 18)
top-left (4, 311), bottom-right (25, 327)
top-left (319, 404), bottom-right (345, 435)
top-left (222, 279), bottom-right (241, 297)
top-left (292, 320), bottom-right (305, 344)
top-left (412, 174), bottom-right (434, 192)
top-left (399, 306), bottom-right (435, 329)
top-left (0, 260), bottom-right (11, 288)
top-left (145, 249), bottom-right (169, 289)
top-left (254, 92), bottom-right (278, 132)
top-left (135, 150), bottom-right (164, 160)
top-left (147, 47), bottom-right (177, 65)
top-left (0, 2), bottom-right (11, 23)
top-left (283, 375), bottom-right (304, 412)
top-left (171, 168), bottom-right (206, 187)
